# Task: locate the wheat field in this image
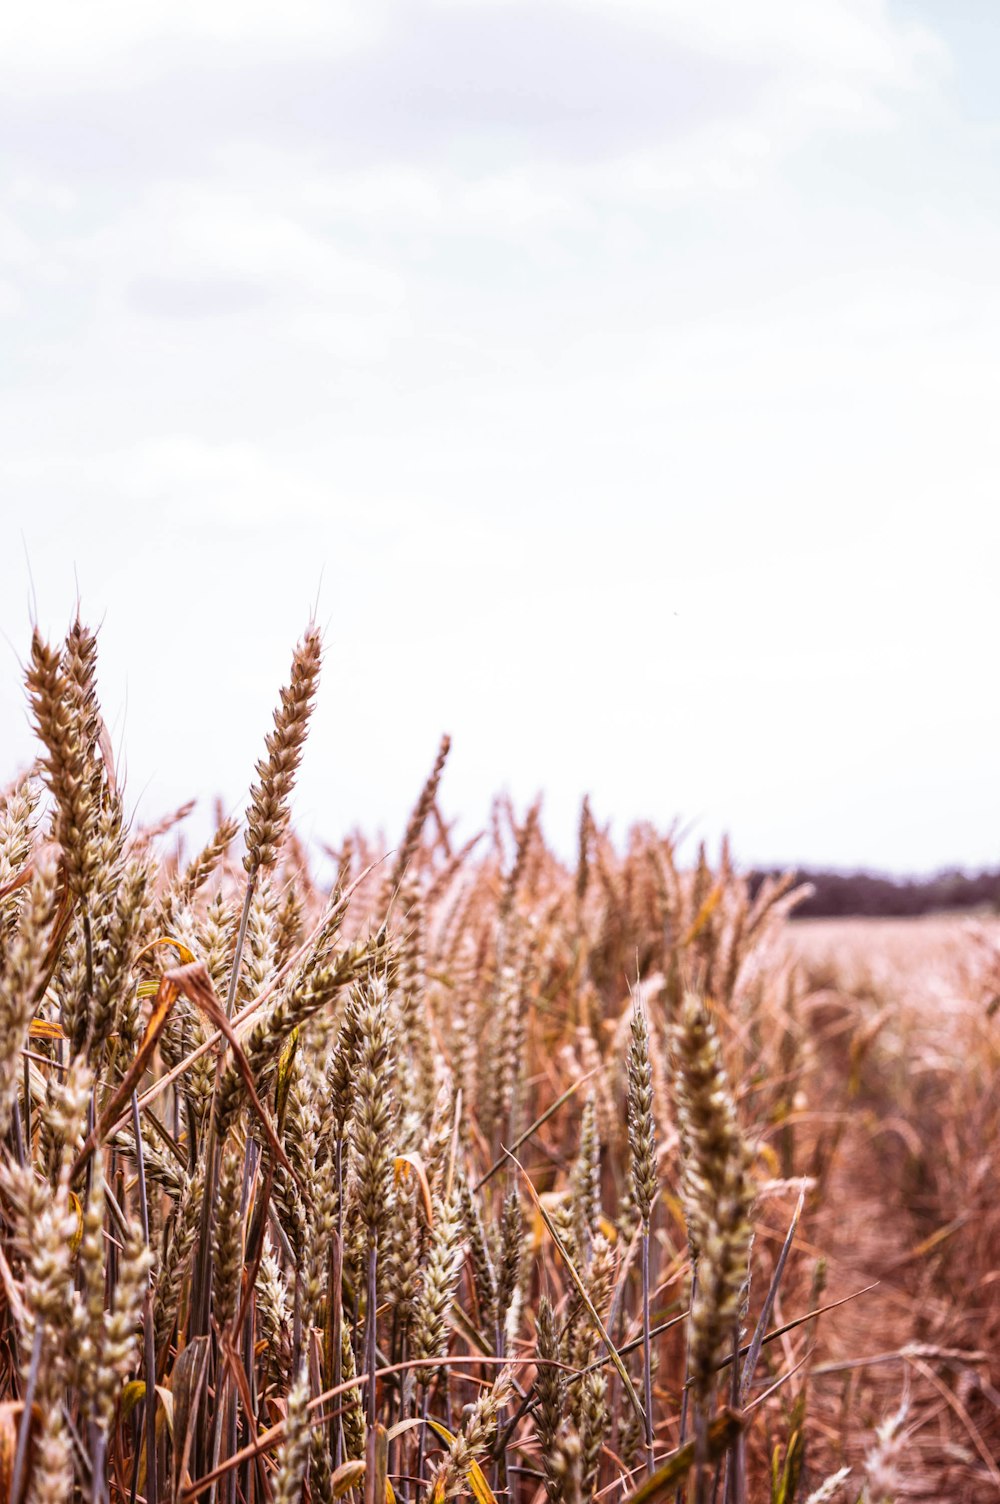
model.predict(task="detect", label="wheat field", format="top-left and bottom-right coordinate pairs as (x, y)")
top-left (0, 617), bottom-right (995, 1504)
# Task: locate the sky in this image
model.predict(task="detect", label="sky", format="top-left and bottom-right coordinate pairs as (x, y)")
top-left (1, 0), bottom-right (998, 874)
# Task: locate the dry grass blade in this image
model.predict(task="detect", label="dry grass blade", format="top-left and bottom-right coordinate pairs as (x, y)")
top-left (71, 969), bottom-right (182, 1177)
top-left (102, 858), bottom-right (383, 1142)
top-left (171, 1337), bottom-right (211, 1504)
top-left (180, 1358), bottom-right (525, 1502)
top-left (906, 1356), bottom-right (1000, 1489)
top-left (165, 959), bottom-right (300, 1184)
top-left (503, 1148), bottom-right (647, 1434)
top-left (739, 1188), bottom-right (805, 1404)
top-left (474, 1069), bottom-right (599, 1191)
top-left (617, 1410), bottom-right (744, 1504)
top-left (715, 1282), bottom-right (881, 1374)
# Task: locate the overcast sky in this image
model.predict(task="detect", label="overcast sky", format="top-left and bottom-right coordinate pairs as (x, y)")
top-left (1, 0), bottom-right (997, 873)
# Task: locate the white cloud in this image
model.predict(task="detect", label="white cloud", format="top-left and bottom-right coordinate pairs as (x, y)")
top-left (434, 0), bottom-right (944, 83)
top-left (4, 438), bottom-right (331, 529)
top-left (0, 1), bottom-right (382, 76)
top-left (611, 0), bottom-right (942, 79)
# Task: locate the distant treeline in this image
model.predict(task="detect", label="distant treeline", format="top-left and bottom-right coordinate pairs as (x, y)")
top-left (748, 867), bottom-right (1000, 918)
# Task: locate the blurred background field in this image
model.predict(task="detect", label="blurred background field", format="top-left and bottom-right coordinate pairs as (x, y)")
top-left (777, 913), bottom-right (1000, 1497)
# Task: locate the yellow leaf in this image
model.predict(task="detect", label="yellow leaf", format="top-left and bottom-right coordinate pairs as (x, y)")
top-left (27, 1019), bottom-right (66, 1040)
top-left (620, 1410), bottom-right (744, 1504)
top-left (275, 1029), bottom-right (299, 1134)
top-left (155, 1385), bottom-right (175, 1440)
top-left (660, 1189), bottom-right (687, 1237)
top-left (424, 1419), bottom-right (457, 1445)
top-left (757, 1143), bottom-right (781, 1177)
top-left (137, 1382), bottom-right (175, 1491)
top-left (682, 885), bottom-right (722, 947)
top-left (331, 1460), bottom-right (366, 1497)
top-left (424, 1419), bottom-right (499, 1504)
top-left (121, 1380), bottom-right (146, 1423)
top-left (68, 1191), bottom-right (83, 1255)
top-left (121, 1380), bottom-right (174, 1436)
top-left (328, 1459), bottom-right (394, 1504)
top-left (135, 935), bottom-right (197, 967)
top-left (530, 1191), bottom-right (566, 1253)
top-left (0, 1401), bottom-right (41, 1501)
top-left (387, 1416), bottom-right (497, 1504)
top-left (385, 1418), bottom-right (424, 1443)
top-left (394, 1153), bottom-right (434, 1228)
top-left (464, 1458), bottom-right (496, 1503)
